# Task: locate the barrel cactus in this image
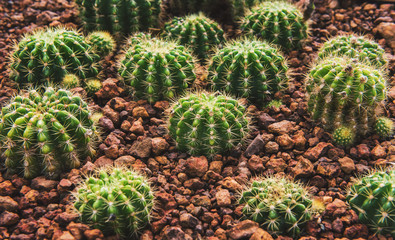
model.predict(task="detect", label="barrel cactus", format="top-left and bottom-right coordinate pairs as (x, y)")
top-left (168, 92), bottom-right (250, 158)
top-left (374, 117), bottom-right (394, 138)
top-left (347, 168), bottom-right (395, 237)
top-left (9, 27), bottom-right (100, 86)
top-left (86, 31), bottom-right (116, 58)
top-left (85, 79), bottom-right (103, 96)
top-left (118, 34), bottom-right (196, 103)
top-left (73, 166), bottom-right (154, 238)
top-left (208, 38), bottom-right (288, 104)
top-left (241, 1), bottom-right (308, 49)
top-left (0, 87), bottom-right (98, 179)
top-left (333, 126), bottom-right (355, 147)
top-left (239, 175), bottom-right (315, 237)
top-left (62, 74), bottom-right (81, 88)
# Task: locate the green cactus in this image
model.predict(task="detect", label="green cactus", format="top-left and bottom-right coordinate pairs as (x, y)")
top-left (85, 79), bottom-right (103, 96)
top-left (168, 92), bottom-right (250, 158)
top-left (73, 166), bottom-right (154, 238)
top-left (119, 34), bottom-right (196, 103)
top-left (162, 13), bottom-right (225, 61)
top-left (347, 168), bottom-right (395, 237)
top-left (241, 1), bottom-right (308, 49)
top-left (239, 175), bottom-right (314, 237)
top-left (374, 117), bottom-right (394, 138)
top-left (306, 57), bottom-right (387, 138)
top-left (208, 38), bottom-right (288, 104)
top-left (76, 0), bottom-right (161, 35)
top-left (318, 35), bottom-right (387, 68)
top-left (9, 27), bottom-right (100, 87)
top-left (0, 87), bottom-right (99, 179)
top-left (86, 31), bottom-right (116, 58)
top-left (333, 126), bottom-right (355, 147)
top-left (62, 74), bottom-right (81, 88)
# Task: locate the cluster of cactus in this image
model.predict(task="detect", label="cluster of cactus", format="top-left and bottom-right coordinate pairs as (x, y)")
top-left (9, 27), bottom-right (101, 86)
top-left (0, 87), bottom-right (98, 179)
top-left (241, 1), bottom-right (308, 49)
top-left (374, 117), bottom-right (394, 138)
top-left (332, 126), bottom-right (355, 147)
top-left (118, 33), bottom-right (196, 103)
top-left (162, 13), bottom-right (225, 61)
top-left (76, 0), bottom-right (161, 35)
top-left (168, 92), bottom-right (250, 158)
top-left (86, 31), bottom-right (116, 58)
top-left (239, 175), bottom-right (315, 237)
top-left (347, 168), bottom-right (395, 237)
top-left (73, 167), bottom-right (154, 238)
top-left (61, 74), bottom-right (81, 89)
top-left (208, 38), bottom-right (288, 104)
top-left (85, 79), bottom-right (103, 96)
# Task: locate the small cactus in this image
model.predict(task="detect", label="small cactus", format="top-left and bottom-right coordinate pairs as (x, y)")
top-left (241, 1), bottom-right (308, 49)
top-left (168, 91), bottom-right (250, 158)
top-left (332, 126), bottom-right (355, 147)
top-left (162, 13), bottom-right (225, 61)
top-left (85, 79), bottom-right (103, 96)
top-left (374, 117), bottom-right (394, 138)
top-left (0, 87), bottom-right (98, 179)
top-left (208, 38), bottom-right (288, 104)
top-left (239, 175), bottom-right (315, 237)
top-left (86, 31), bottom-right (116, 58)
top-left (347, 168), bottom-right (395, 237)
top-left (73, 166), bottom-right (154, 238)
top-left (61, 74), bottom-right (81, 88)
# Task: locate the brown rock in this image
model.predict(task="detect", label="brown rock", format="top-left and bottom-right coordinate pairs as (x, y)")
top-left (316, 158), bottom-right (340, 178)
top-left (185, 156), bottom-right (208, 177)
top-left (247, 155), bottom-right (265, 172)
top-left (268, 120), bottom-right (294, 135)
top-left (265, 141), bottom-right (279, 154)
top-left (0, 181), bottom-right (17, 196)
top-left (191, 195), bottom-right (211, 207)
top-left (0, 196), bottom-right (18, 212)
top-left (102, 105), bottom-right (119, 125)
top-left (209, 161), bottom-right (223, 173)
top-left (31, 177), bottom-right (57, 191)
top-left (151, 137), bottom-right (169, 156)
top-left (0, 211), bottom-right (19, 226)
top-left (338, 157), bottom-right (355, 174)
top-left (250, 228), bottom-right (273, 240)
top-left (371, 145), bottom-right (386, 160)
top-left (180, 213), bottom-right (199, 228)
top-left (304, 142), bottom-right (331, 161)
top-left (293, 133), bottom-right (307, 150)
top-left (216, 189), bottom-right (231, 207)
top-left (133, 106), bottom-right (149, 118)
top-left (161, 226), bottom-right (192, 240)
top-left (95, 78), bottom-right (123, 100)
top-left (226, 220), bottom-right (259, 240)
top-left (130, 120), bottom-right (145, 135)
top-left (244, 134), bottom-right (272, 157)
top-left (276, 134), bottom-right (294, 150)
top-left (265, 158), bottom-right (287, 172)
top-left (59, 231), bottom-right (76, 240)
top-left (357, 144), bottom-right (370, 159)
top-left (129, 138), bottom-right (152, 158)
top-left (326, 199), bottom-right (347, 216)
top-left (94, 156), bottom-right (113, 167)
top-left (292, 157), bottom-right (314, 178)
top-left (84, 229), bottom-right (104, 240)
top-left (114, 155), bottom-right (136, 167)
top-left (344, 224), bottom-right (369, 238)
top-left (220, 177), bottom-right (243, 192)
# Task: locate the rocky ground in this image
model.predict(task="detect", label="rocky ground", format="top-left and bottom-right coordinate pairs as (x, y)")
top-left (0, 0), bottom-right (395, 239)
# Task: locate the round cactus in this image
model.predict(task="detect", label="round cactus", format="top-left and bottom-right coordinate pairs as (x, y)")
top-left (73, 166), bottom-right (154, 238)
top-left (62, 74), bottom-right (81, 88)
top-left (347, 168), bottom-right (395, 237)
top-left (306, 57), bottom-right (387, 137)
top-left (119, 34), bottom-right (196, 103)
top-left (239, 175), bottom-right (314, 237)
top-left (168, 92), bottom-right (250, 158)
top-left (87, 31), bottom-right (116, 58)
top-left (162, 13), bottom-right (225, 61)
top-left (208, 38), bottom-right (288, 104)
top-left (318, 35), bottom-right (387, 68)
top-left (0, 87), bottom-right (98, 179)
top-left (85, 79), bottom-right (103, 96)
top-left (241, 1), bottom-right (308, 49)
top-left (374, 117), bottom-right (394, 138)
top-left (333, 126), bottom-right (355, 147)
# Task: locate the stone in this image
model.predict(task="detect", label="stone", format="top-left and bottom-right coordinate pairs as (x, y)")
top-left (95, 78), bottom-right (123, 100)
top-left (130, 138), bottom-right (152, 158)
top-left (250, 228), bottom-right (274, 240)
top-left (103, 105), bottom-right (120, 125)
top-left (316, 159), bottom-right (340, 178)
top-left (216, 189), bottom-right (231, 207)
top-left (130, 120), bottom-right (145, 135)
top-left (220, 177), bottom-right (243, 192)
top-left (59, 231), bottom-right (76, 240)
top-left (344, 224), bottom-right (369, 238)
top-left (276, 134), bottom-right (294, 150)
top-left (132, 106), bottom-right (149, 118)
top-left (191, 195), bottom-right (211, 207)
top-left (31, 177), bottom-right (57, 191)
top-left (293, 134), bottom-right (307, 150)
top-left (244, 134), bottom-right (272, 157)
top-left (185, 156), bottom-right (208, 177)
top-left (357, 144), bottom-right (370, 159)
top-left (161, 226), bottom-right (192, 240)
top-left (247, 155), bottom-right (265, 172)
top-left (151, 137), bottom-right (169, 156)
top-left (180, 213), bottom-right (199, 228)
top-left (371, 145), bottom-right (386, 160)
top-left (265, 141), bottom-right (279, 154)
top-left (265, 158), bottom-right (287, 172)
top-left (304, 142), bottom-right (331, 161)
top-left (0, 196), bottom-right (18, 212)
top-left (94, 156), bottom-right (113, 167)
top-left (0, 211), bottom-right (19, 226)
top-left (338, 157), bottom-right (355, 174)
top-left (268, 120), bottom-right (294, 135)
top-left (226, 220), bottom-right (259, 240)
top-left (258, 113), bottom-right (275, 128)
top-left (114, 155), bottom-right (136, 167)
top-left (84, 229), bottom-right (104, 240)
top-left (326, 199), bottom-right (347, 216)
top-left (291, 157), bottom-right (314, 178)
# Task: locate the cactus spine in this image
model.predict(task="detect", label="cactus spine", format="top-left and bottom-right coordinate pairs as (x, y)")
top-left (374, 117), bottom-right (394, 138)
top-left (332, 126), bottom-right (355, 147)
top-left (86, 31), bottom-right (116, 58)
top-left (85, 79), bottom-right (103, 96)
top-left (62, 74), bottom-right (81, 88)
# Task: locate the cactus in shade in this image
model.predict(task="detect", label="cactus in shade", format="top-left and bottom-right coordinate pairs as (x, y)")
top-left (76, 0), bottom-right (161, 35)
top-left (118, 35), bottom-right (196, 103)
top-left (0, 87), bottom-right (98, 179)
top-left (318, 35), bottom-right (387, 67)
top-left (374, 117), bottom-right (394, 138)
top-left (208, 38), bottom-right (288, 104)
top-left (162, 13), bottom-right (225, 61)
top-left (241, 1), bottom-right (308, 49)
top-left (9, 27), bottom-right (100, 86)
top-left (62, 74), bottom-right (81, 88)
top-left (306, 57), bottom-right (387, 137)
top-left (332, 126), bottom-right (355, 147)
top-left (86, 31), bottom-right (116, 58)
top-left (346, 168), bottom-right (395, 237)
top-left (239, 176), bottom-right (314, 237)
top-left (168, 92), bottom-right (250, 158)
top-left (73, 167), bottom-right (154, 238)
top-left (85, 79), bottom-right (102, 96)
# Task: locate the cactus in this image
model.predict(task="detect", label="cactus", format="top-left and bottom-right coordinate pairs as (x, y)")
top-left (318, 35), bottom-right (387, 68)
top-left (208, 38), bottom-right (288, 104)
top-left (305, 57), bottom-right (387, 138)
top-left (9, 27), bottom-right (100, 87)
top-left (241, 1), bottom-right (308, 49)
top-left (332, 126), bottom-right (355, 147)
top-left (347, 168), bottom-right (395, 237)
top-left (85, 79), bottom-right (103, 96)
top-left (239, 175), bottom-right (314, 237)
top-left (168, 91), bottom-right (250, 158)
top-left (76, 0), bottom-right (161, 35)
top-left (62, 74), bottom-right (81, 88)
top-left (0, 87), bottom-right (98, 179)
top-left (73, 166), bottom-right (154, 238)
top-left (374, 117), bottom-right (394, 138)
top-left (162, 13), bottom-right (225, 61)
top-left (119, 34), bottom-right (196, 103)
top-left (86, 31), bottom-right (116, 58)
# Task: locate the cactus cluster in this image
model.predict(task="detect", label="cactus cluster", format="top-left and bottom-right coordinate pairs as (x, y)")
top-left (85, 79), bottom-right (103, 96)
top-left (73, 167), bottom-right (154, 238)
top-left (0, 87), bottom-right (98, 179)
top-left (208, 38), bottom-right (288, 104)
top-left (347, 168), bottom-right (395, 237)
top-left (86, 31), bottom-right (116, 58)
top-left (332, 126), bottom-right (355, 147)
top-left (239, 175), bottom-right (314, 237)
top-left (168, 92), bottom-right (250, 158)
top-left (61, 74), bottom-right (81, 88)
top-left (374, 117), bottom-right (394, 138)
top-left (118, 34), bottom-right (196, 103)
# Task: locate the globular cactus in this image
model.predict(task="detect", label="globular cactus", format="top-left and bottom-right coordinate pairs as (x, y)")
top-left (208, 38), bottom-right (288, 104)
top-left (168, 92), bottom-right (250, 158)
top-left (241, 1), bottom-right (308, 49)
top-left (119, 34), bottom-right (196, 103)
top-left (332, 126), bottom-right (355, 147)
top-left (239, 175), bottom-right (315, 237)
top-left (73, 166), bottom-right (154, 238)
top-left (162, 13), bottom-right (225, 61)
top-left (347, 168), bottom-right (395, 237)
top-left (0, 87), bottom-right (99, 179)
top-left (85, 79), bottom-right (103, 96)
top-left (62, 74), bottom-right (81, 88)
top-left (9, 27), bottom-right (100, 86)
top-left (374, 117), bottom-right (394, 138)
top-left (76, 0), bottom-right (161, 35)
top-left (86, 31), bottom-right (116, 58)
top-left (318, 35), bottom-right (387, 68)
top-left (306, 57), bottom-right (387, 137)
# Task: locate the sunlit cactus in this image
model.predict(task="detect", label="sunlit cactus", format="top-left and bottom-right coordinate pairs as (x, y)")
top-left (86, 31), bottom-right (116, 58)
top-left (374, 117), bottom-right (394, 138)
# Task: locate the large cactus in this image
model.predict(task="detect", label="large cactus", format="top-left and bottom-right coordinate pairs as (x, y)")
top-left (0, 87), bottom-right (98, 179)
